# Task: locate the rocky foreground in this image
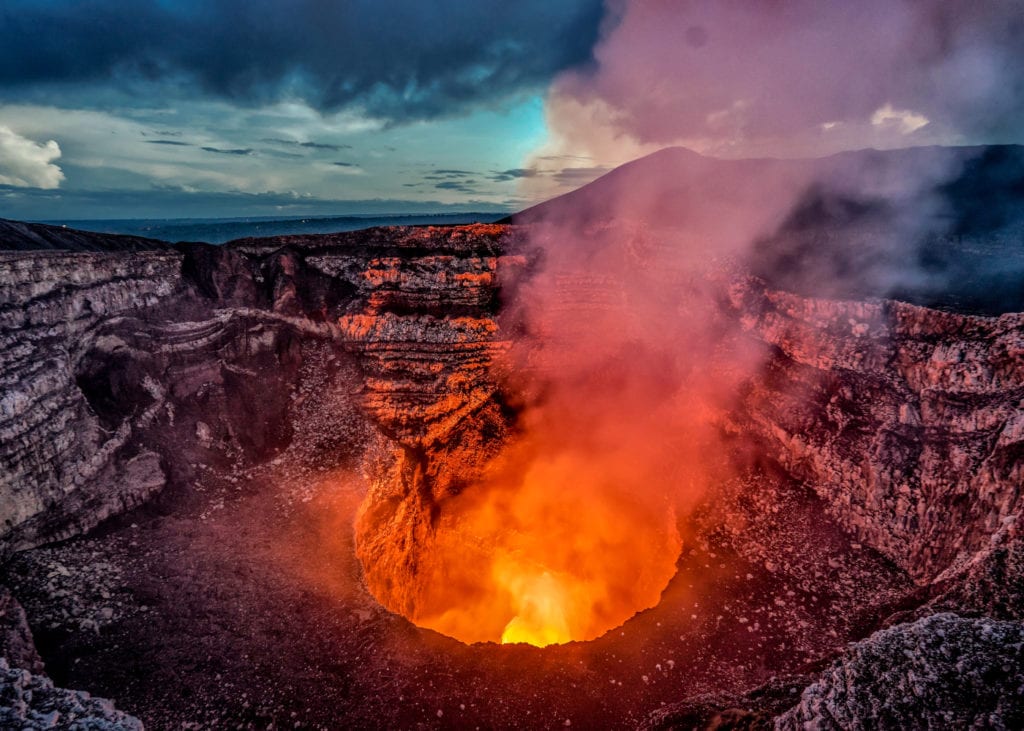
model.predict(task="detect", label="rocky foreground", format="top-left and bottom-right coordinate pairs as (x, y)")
top-left (1, 218), bottom-right (1023, 729)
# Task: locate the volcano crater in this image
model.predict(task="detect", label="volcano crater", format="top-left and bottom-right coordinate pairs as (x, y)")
top-left (1, 215), bottom-right (1023, 729)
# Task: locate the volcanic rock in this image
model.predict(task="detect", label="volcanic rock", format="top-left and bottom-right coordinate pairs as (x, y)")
top-left (0, 657), bottom-right (143, 730)
top-left (774, 613), bottom-right (1024, 729)
top-left (0, 585), bottom-right (43, 674)
top-left (1, 143), bottom-right (1024, 727)
top-left (728, 277), bottom-right (1024, 581)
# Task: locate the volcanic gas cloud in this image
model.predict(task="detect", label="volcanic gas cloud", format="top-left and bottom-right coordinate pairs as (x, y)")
top-left (353, 211), bottom-right (780, 646)
top-left (354, 0), bottom-right (1024, 649)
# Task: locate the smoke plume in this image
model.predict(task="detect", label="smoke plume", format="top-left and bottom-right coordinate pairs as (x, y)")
top-left (536, 0), bottom-right (1024, 164)
top-left (440, 0), bottom-right (1024, 646)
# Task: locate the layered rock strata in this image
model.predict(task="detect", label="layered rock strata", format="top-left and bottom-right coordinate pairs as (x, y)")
top-left (729, 278), bottom-right (1024, 581)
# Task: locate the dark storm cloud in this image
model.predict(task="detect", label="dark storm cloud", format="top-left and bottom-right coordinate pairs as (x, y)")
top-left (261, 148), bottom-right (303, 159)
top-left (262, 138), bottom-right (353, 152)
top-left (435, 180), bottom-right (478, 193)
top-left (146, 139), bottom-right (191, 146)
top-left (201, 146), bottom-right (254, 155)
top-left (489, 168), bottom-right (539, 182)
top-left (421, 170), bottom-right (476, 180)
top-left (332, 161), bottom-right (356, 167)
top-left (0, 0), bottom-right (607, 122)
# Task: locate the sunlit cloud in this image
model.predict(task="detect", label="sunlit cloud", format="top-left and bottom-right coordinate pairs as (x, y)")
top-left (0, 126), bottom-right (64, 189)
top-left (871, 103), bottom-right (931, 134)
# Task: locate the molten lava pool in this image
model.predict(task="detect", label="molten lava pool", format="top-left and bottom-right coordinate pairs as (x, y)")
top-left (356, 437), bottom-right (685, 647)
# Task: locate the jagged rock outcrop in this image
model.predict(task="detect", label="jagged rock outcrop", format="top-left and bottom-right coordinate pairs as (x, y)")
top-left (0, 586), bottom-right (43, 674)
top-left (729, 278), bottom-right (1024, 581)
top-left (774, 613), bottom-right (1024, 730)
top-left (0, 658), bottom-right (144, 730)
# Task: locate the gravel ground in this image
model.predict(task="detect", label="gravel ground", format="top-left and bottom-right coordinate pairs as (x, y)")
top-left (3, 457), bottom-right (914, 730)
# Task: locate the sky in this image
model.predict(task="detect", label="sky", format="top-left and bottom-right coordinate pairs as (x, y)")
top-left (1, 1), bottom-right (1023, 221)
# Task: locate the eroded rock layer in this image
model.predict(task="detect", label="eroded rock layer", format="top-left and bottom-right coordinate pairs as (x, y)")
top-left (729, 279), bottom-right (1024, 581)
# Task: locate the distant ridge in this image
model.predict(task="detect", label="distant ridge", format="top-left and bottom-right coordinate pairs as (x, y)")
top-left (37, 212), bottom-right (506, 246)
top-left (0, 218), bottom-right (172, 253)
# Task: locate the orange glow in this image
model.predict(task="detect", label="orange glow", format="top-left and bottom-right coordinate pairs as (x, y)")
top-left (498, 569), bottom-right (573, 646)
top-left (354, 220), bottom-right (744, 648)
top-left (357, 392), bottom-right (695, 646)
top-left (416, 452), bottom-right (681, 646)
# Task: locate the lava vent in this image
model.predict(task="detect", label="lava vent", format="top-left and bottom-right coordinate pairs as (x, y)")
top-left (356, 427), bottom-right (684, 642)
top-left (354, 412), bottom-right (691, 647)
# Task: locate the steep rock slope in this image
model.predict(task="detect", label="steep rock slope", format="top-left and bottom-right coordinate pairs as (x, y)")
top-left (729, 278), bottom-right (1024, 581)
top-left (1, 250), bottom-right (184, 554)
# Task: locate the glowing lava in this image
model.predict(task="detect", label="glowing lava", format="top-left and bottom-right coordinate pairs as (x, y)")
top-left (374, 437), bottom-right (686, 647)
top-left (498, 568), bottom-right (573, 647)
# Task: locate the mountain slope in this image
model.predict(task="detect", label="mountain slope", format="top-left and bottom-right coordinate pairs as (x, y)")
top-left (507, 145), bottom-right (1024, 313)
top-left (0, 218), bottom-right (172, 252)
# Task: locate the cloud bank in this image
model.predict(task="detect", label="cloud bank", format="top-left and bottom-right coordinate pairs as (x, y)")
top-left (0, 126), bottom-right (64, 189)
top-left (0, 0), bottom-right (605, 123)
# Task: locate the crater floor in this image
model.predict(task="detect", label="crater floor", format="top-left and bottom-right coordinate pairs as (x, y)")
top-left (4, 445), bottom-right (913, 730)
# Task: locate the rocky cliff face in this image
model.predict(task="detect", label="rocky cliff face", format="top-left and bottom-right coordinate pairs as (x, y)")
top-left (729, 278), bottom-right (1024, 581)
top-left (1, 250), bottom-right (184, 555)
